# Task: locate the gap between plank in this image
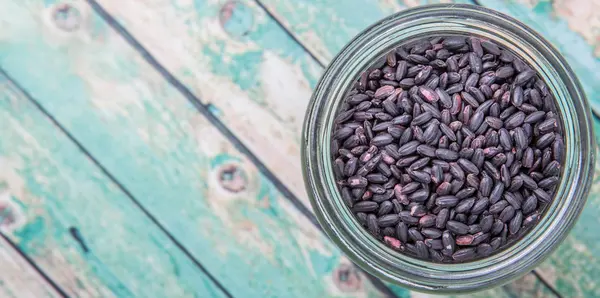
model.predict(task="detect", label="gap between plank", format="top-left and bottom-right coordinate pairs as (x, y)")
top-left (531, 270), bottom-right (563, 298)
top-left (253, 0), bottom-right (328, 68)
top-left (0, 232), bottom-right (69, 298)
top-left (84, 1), bottom-right (401, 297)
top-left (0, 68), bottom-right (233, 298)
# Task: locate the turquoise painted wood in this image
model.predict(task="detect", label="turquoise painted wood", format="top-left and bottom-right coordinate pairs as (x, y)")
top-left (94, 0), bottom-right (323, 206)
top-left (258, 0), bottom-right (473, 65)
top-left (0, 76), bottom-right (227, 297)
top-left (0, 0), bottom-right (598, 296)
top-left (95, 0), bottom-right (580, 296)
top-left (0, 0), bottom-right (401, 297)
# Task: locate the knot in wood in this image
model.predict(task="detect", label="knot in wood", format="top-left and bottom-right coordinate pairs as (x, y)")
top-left (219, 1), bottom-right (254, 38)
top-left (333, 264), bottom-right (362, 292)
top-left (52, 3), bottom-right (81, 32)
top-left (217, 163), bottom-right (247, 193)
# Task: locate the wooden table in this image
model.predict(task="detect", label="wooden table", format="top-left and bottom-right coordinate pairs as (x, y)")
top-left (0, 0), bottom-right (598, 297)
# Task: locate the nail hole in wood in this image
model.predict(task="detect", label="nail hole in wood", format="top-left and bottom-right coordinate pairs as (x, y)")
top-left (52, 3), bottom-right (81, 32)
top-left (0, 203), bottom-right (15, 229)
top-left (219, 1), bottom-right (253, 38)
top-left (218, 163), bottom-right (247, 193)
top-left (333, 264), bottom-right (362, 292)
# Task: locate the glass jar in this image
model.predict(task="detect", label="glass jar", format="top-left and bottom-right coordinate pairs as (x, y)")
top-left (302, 4), bottom-right (595, 293)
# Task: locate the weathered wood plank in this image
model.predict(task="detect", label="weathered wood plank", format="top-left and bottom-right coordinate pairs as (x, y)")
top-left (90, 0), bottom-right (321, 207)
top-left (0, 0), bottom-right (404, 297)
top-left (257, 0), bottom-right (473, 65)
top-left (477, 0), bottom-right (600, 115)
top-left (83, 0), bottom-right (561, 296)
top-left (0, 76), bottom-right (227, 297)
top-left (0, 235), bottom-right (61, 298)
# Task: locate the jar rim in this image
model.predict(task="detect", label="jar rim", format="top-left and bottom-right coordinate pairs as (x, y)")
top-left (302, 4), bottom-right (595, 293)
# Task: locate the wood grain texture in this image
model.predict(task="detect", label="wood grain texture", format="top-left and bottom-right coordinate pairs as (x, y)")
top-left (478, 0), bottom-right (600, 115)
top-left (0, 0), bottom-right (403, 297)
top-left (83, 0), bottom-right (577, 296)
top-left (257, 0), bottom-right (473, 65)
top-left (87, 0), bottom-right (346, 215)
top-left (92, 0), bottom-right (324, 208)
top-left (0, 236), bottom-right (61, 298)
top-left (0, 76), bottom-right (227, 297)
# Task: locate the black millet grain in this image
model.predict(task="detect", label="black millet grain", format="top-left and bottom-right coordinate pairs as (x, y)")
top-left (331, 35), bottom-right (564, 262)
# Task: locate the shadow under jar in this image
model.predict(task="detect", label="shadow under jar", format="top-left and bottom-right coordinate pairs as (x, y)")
top-left (302, 4), bottom-right (595, 294)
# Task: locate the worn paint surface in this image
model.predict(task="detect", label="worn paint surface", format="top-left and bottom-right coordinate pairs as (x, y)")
top-left (0, 235), bottom-right (61, 298)
top-left (93, 0), bottom-right (321, 207)
top-left (0, 0), bottom-right (397, 297)
top-left (0, 0), bottom-right (599, 297)
top-left (0, 76), bottom-right (227, 297)
top-left (258, 0), bottom-right (473, 65)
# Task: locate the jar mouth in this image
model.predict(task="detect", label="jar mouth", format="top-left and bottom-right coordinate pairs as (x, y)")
top-left (302, 4), bottom-right (595, 293)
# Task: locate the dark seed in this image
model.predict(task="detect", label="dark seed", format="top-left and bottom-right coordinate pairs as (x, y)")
top-left (505, 111), bottom-right (525, 130)
top-left (410, 204), bottom-right (428, 217)
top-left (499, 206), bottom-right (516, 223)
top-left (505, 192), bottom-right (522, 210)
top-left (533, 188), bottom-right (552, 203)
top-left (481, 215), bottom-right (494, 233)
top-left (477, 243), bottom-right (493, 256)
top-left (491, 220), bottom-right (504, 235)
top-left (348, 176), bottom-right (368, 188)
top-left (398, 141), bottom-right (420, 156)
top-left (514, 70), bottom-right (536, 86)
top-left (469, 53), bottom-right (483, 73)
top-left (447, 221), bottom-right (469, 235)
top-left (522, 195), bottom-right (538, 215)
top-left (409, 228), bottom-right (425, 241)
top-left (435, 148), bottom-right (459, 161)
top-left (456, 234), bottom-right (474, 246)
top-left (520, 173), bottom-right (538, 190)
top-left (426, 239), bottom-right (444, 251)
top-left (544, 160), bottom-right (560, 176)
top-left (512, 85), bottom-right (524, 107)
top-left (453, 248), bottom-right (476, 261)
top-left (523, 212), bottom-right (540, 228)
top-left (481, 40), bottom-right (501, 55)
top-left (537, 132), bottom-right (556, 149)
top-left (471, 198), bottom-right (489, 215)
top-left (538, 176), bottom-right (558, 189)
top-left (416, 241), bottom-right (429, 259)
top-left (442, 231), bottom-right (455, 255)
top-left (471, 232), bottom-right (490, 246)
top-left (399, 211), bottom-right (420, 225)
top-left (367, 214), bottom-right (380, 236)
top-left (378, 214), bottom-right (400, 227)
top-left (435, 208), bottom-right (450, 229)
top-left (457, 158), bottom-right (479, 174)
top-left (455, 197), bottom-right (476, 214)
top-left (495, 66), bottom-right (514, 79)
top-left (396, 222), bottom-right (408, 242)
top-left (509, 211), bottom-right (523, 234)
top-left (435, 196), bottom-right (459, 207)
top-left (490, 200), bottom-right (508, 214)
